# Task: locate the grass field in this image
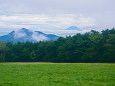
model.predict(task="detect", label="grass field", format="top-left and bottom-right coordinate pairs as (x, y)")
top-left (0, 63), bottom-right (115, 86)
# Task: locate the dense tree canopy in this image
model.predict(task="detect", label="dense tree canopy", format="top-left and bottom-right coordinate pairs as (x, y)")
top-left (0, 40), bottom-right (8, 62)
top-left (1, 28), bottom-right (115, 63)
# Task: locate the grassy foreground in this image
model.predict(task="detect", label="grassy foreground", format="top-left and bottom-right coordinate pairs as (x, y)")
top-left (0, 63), bottom-right (115, 86)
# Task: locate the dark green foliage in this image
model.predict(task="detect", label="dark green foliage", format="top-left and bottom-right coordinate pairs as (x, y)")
top-left (1, 28), bottom-right (115, 62)
top-left (0, 40), bottom-right (8, 62)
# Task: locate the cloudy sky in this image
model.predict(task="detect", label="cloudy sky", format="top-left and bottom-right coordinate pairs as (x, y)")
top-left (0, 0), bottom-right (115, 35)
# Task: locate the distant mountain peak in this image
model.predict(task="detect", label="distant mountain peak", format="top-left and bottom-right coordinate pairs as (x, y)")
top-left (21, 28), bottom-right (31, 31)
top-left (66, 26), bottom-right (82, 31)
top-left (21, 28), bottom-right (27, 30)
top-left (20, 28), bottom-right (31, 33)
top-left (0, 28), bottom-right (59, 43)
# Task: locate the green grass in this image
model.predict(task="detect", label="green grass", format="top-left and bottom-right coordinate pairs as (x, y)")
top-left (0, 63), bottom-right (115, 86)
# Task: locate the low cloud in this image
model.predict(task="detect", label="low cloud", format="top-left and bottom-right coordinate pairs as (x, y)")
top-left (0, 31), bottom-right (9, 36)
top-left (32, 32), bottom-right (48, 41)
top-left (41, 30), bottom-right (90, 37)
top-left (14, 29), bottom-right (26, 39)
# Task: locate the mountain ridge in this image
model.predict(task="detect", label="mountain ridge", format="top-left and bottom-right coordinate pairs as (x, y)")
top-left (0, 28), bottom-right (59, 43)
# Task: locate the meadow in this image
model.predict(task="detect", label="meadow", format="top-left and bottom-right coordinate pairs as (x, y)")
top-left (0, 63), bottom-right (115, 86)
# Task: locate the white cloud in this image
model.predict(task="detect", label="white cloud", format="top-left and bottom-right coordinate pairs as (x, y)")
top-left (32, 32), bottom-right (48, 41)
top-left (0, 14), bottom-right (95, 30)
top-left (12, 24), bottom-right (30, 29)
top-left (0, 31), bottom-right (9, 36)
top-left (14, 29), bottom-right (26, 39)
top-left (0, 22), bottom-right (6, 27)
top-left (41, 30), bottom-right (89, 37)
top-left (0, 0), bottom-right (115, 30)
top-left (0, 14), bottom-right (95, 37)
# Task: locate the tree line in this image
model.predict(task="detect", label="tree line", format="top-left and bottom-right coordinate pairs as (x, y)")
top-left (0, 28), bottom-right (115, 63)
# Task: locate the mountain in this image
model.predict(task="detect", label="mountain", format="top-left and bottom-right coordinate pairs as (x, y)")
top-left (66, 26), bottom-right (82, 31)
top-left (0, 28), bottom-right (59, 43)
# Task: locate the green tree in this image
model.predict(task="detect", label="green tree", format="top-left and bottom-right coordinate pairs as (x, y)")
top-left (30, 50), bottom-right (36, 61)
top-left (0, 40), bottom-right (8, 62)
top-left (103, 34), bottom-right (115, 62)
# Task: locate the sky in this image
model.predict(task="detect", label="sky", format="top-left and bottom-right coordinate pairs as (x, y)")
top-left (0, 0), bottom-right (115, 36)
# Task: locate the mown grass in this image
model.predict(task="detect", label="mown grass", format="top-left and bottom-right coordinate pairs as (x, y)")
top-left (0, 63), bottom-right (115, 86)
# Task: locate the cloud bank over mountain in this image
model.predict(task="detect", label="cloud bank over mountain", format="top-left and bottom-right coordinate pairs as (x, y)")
top-left (0, 26), bottom-right (90, 37)
top-left (0, 0), bottom-right (115, 32)
top-left (0, 14), bottom-right (94, 30)
top-left (14, 29), bottom-right (27, 39)
top-left (32, 32), bottom-right (48, 41)
top-left (0, 28), bottom-right (59, 43)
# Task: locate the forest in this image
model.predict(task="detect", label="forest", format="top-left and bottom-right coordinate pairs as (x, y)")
top-left (0, 28), bottom-right (115, 63)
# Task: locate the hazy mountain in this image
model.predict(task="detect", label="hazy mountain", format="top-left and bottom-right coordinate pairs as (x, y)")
top-left (66, 26), bottom-right (82, 31)
top-left (0, 28), bottom-right (59, 43)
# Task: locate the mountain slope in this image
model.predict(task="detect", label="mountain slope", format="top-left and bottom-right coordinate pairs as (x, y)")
top-left (66, 26), bottom-right (82, 31)
top-left (0, 28), bottom-right (59, 43)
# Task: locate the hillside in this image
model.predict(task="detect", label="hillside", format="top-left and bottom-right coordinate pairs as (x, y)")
top-left (0, 28), bottom-right (59, 43)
